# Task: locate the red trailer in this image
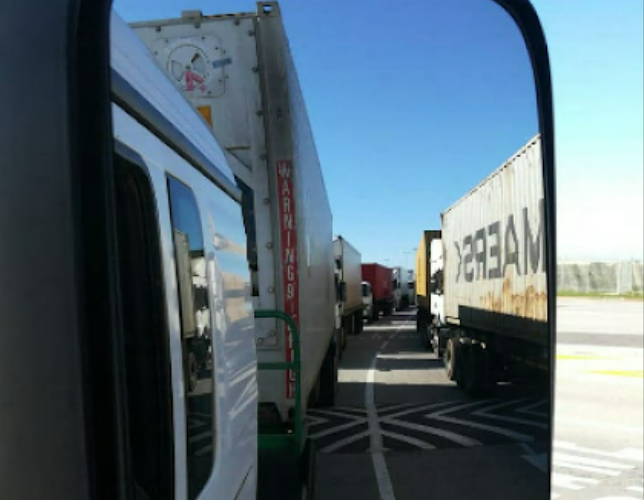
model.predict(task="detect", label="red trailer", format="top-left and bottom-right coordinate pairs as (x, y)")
top-left (361, 263), bottom-right (395, 321)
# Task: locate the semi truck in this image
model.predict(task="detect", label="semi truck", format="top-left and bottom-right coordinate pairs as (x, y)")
top-left (361, 263), bottom-right (395, 320)
top-left (132, 3), bottom-right (338, 498)
top-left (416, 229), bottom-right (442, 348)
top-left (334, 236), bottom-right (365, 342)
top-left (419, 134), bottom-right (547, 397)
top-left (392, 265), bottom-right (411, 310)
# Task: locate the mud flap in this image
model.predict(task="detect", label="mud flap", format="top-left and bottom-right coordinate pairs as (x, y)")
top-left (257, 439), bottom-right (316, 500)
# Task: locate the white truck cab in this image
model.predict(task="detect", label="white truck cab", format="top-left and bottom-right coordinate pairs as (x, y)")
top-left (362, 281), bottom-right (374, 321)
top-left (111, 12), bottom-right (258, 500)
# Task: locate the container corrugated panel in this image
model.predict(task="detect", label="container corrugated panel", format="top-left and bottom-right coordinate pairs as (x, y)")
top-left (362, 263), bottom-right (393, 301)
top-left (441, 134), bottom-right (547, 344)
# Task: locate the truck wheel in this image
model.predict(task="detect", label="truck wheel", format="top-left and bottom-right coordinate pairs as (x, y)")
top-left (444, 338), bottom-right (459, 381)
top-left (319, 340), bottom-right (338, 406)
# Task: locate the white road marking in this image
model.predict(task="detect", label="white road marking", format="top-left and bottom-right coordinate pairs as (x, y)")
top-left (554, 453), bottom-right (634, 471)
top-left (553, 459), bottom-right (622, 476)
top-left (473, 397), bottom-right (548, 429)
top-left (380, 430), bottom-right (435, 450)
top-left (380, 417), bottom-right (482, 447)
top-left (554, 441), bottom-right (644, 463)
top-left (425, 400), bottom-right (536, 442)
top-left (517, 399), bottom-right (548, 418)
top-left (309, 419), bottom-right (365, 440)
top-left (552, 472), bottom-right (599, 490)
top-left (365, 319), bottom-right (411, 500)
top-left (627, 485), bottom-right (644, 492)
top-left (555, 417), bottom-right (644, 434)
top-left (319, 430), bottom-right (372, 454)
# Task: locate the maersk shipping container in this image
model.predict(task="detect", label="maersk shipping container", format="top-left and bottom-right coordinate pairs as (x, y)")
top-left (441, 134), bottom-right (547, 345)
top-left (131, 3), bottom-right (336, 422)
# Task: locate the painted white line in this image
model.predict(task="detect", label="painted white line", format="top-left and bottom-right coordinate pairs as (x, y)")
top-left (308, 408), bottom-right (366, 421)
top-left (309, 420), bottom-right (365, 440)
top-left (380, 430), bottom-right (435, 450)
top-left (319, 430), bottom-right (371, 454)
top-left (384, 400), bottom-right (462, 420)
top-left (555, 417), bottom-right (644, 435)
top-left (473, 398), bottom-right (548, 429)
top-left (306, 415), bottom-right (329, 426)
top-left (551, 472), bottom-right (599, 490)
top-left (381, 417), bottom-right (481, 447)
top-left (627, 485), bottom-right (644, 492)
top-left (553, 459), bottom-right (622, 476)
top-left (425, 401), bottom-right (536, 442)
top-left (365, 319), bottom-right (411, 500)
top-left (553, 453), bottom-right (633, 471)
top-left (554, 441), bottom-right (644, 462)
top-left (516, 399), bottom-right (548, 417)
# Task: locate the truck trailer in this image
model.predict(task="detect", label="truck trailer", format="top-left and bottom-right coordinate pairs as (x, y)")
top-left (423, 134), bottom-right (548, 396)
top-left (361, 263), bottom-right (395, 321)
top-left (334, 236), bottom-right (365, 341)
top-left (415, 230), bottom-right (442, 347)
top-left (132, 4), bottom-right (337, 497)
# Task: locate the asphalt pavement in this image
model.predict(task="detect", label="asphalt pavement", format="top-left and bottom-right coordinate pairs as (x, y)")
top-left (311, 309), bottom-right (550, 500)
top-left (309, 298), bottom-right (644, 500)
top-left (553, 298), bottom-right (643, 500)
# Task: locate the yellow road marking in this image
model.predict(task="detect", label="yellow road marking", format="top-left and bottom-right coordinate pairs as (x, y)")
top-left (590, 370), bottom-right (644, 378)
top-left (556, 354), bottom-right (613, 360)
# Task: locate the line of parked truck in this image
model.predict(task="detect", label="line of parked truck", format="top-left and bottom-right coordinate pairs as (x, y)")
top-left (6, 3), bottom-right (547, 499)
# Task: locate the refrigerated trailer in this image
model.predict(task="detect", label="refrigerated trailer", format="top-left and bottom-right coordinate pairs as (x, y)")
top-left (334, 236), bottom-right (365, 339)
top-left (424, 134), bottom-right (548, 396)
top-left (132, 4), bottom-right (337, 497)
top-left (361, 263), bottom-right (395, 320)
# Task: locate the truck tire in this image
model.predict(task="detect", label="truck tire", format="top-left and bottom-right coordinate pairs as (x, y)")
top-left (461, 344), bottom-right (495, 398)
top-left (444, 338), bottom-right (460, 381)
top-left (318, 340), bottom-right (338, 407)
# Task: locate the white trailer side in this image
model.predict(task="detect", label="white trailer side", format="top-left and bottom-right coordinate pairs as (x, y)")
top-left (131, 2), bottom-right (336, 424)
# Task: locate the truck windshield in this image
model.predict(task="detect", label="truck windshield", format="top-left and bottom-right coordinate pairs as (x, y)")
top-left (362, 283), bottom-right (370, 296)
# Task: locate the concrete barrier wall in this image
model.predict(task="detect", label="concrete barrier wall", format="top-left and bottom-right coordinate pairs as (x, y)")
top-left (557, 261), bottom-right (644, 294)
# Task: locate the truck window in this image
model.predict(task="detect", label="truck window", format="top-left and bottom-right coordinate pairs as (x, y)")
top-left (167, 176), bottom-right (214, 500)
top-left (114, 155), bottom-right (173, 500)
top-left (235, 176), bottom-right (259, 296)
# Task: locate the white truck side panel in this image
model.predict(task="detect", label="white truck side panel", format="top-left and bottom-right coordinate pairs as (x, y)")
top-left (441, 134), bottom-right (547, 335)
top-left (131, 5), bottom-right (335, 420)
top-left (111, 12), bottom-right (257, 499)
top-left (334, 237), bottom-right (363, 315)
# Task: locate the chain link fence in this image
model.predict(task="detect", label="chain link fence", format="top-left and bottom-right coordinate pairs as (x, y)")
top-left (557, 261), bottom-right (643, 295)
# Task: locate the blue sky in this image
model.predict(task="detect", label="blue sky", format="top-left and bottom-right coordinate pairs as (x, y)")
top-left (116, 0), bottom-right (643, 265)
